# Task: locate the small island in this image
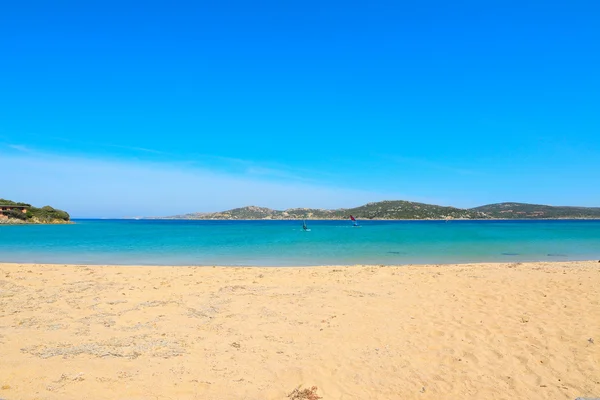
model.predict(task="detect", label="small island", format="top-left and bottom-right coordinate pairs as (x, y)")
top-left (0, 199), bottom-right (71, 224)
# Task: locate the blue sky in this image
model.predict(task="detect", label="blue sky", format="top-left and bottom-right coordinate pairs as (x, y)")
top-left (1, 1), bottom-right (599, 217)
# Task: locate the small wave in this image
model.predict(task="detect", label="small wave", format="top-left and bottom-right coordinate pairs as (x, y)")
top-left (501, 252), bottom-right (519, 256)
top-left (547, 253), bottom-right (567, 257)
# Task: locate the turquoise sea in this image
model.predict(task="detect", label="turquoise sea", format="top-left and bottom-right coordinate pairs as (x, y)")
top-left (0, 219), bottom-right (599, 266)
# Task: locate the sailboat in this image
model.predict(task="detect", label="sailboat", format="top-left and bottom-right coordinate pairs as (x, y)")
top-left (350, 215), bottom-right (360, 227)
top-left (302, 219), bottom-right (311, 232)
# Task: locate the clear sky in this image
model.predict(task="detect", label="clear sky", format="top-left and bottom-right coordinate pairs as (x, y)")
top-left (1, 1), bottom-right (599, 218)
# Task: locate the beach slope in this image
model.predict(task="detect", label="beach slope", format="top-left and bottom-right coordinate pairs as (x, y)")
top-left (0, 261), bottom-right (598, 399)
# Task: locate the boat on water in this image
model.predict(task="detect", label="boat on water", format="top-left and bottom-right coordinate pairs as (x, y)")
top-left (302, 219), bottom-right (311, 232)
top-left (350, 215), bottom-right (360, 227)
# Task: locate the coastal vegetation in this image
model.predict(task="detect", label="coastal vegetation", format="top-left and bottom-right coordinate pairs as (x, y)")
top-left (163, 200), bottom-right (600, 220)
top-left (0, 198), bottom-right (71, 224)
top-left (471, 202), bottom-right (600, 219)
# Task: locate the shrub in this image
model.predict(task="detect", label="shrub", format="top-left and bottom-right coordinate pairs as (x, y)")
top-left (28, 206), bottom-right (70, 222)
top-left (1, 209), bottom-right (27, 220)
top-left (0, 198), bottom-right (31, 206)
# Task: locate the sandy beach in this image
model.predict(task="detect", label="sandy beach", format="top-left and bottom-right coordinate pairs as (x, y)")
top-left (0, 261), bottom-right (598, 400)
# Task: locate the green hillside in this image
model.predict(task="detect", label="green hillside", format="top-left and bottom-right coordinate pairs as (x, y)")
top-left (0, 198), bottom-right (71, 224)
top-left (163, 200), bottom-right (600, 220)
top-left (167, 206), bottom-right (340, 220)
top-left (347, 200), bottom-right (486, 219)
top-left (471, 202), bottom-right (600, 219)
top-left (164, 200), bottom-right (486, 220)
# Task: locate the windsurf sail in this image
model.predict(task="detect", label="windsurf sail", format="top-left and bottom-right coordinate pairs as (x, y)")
top-left (303, 220), bottom-right (308, 230)
top-left (350, 215), bottom-right (359, 226)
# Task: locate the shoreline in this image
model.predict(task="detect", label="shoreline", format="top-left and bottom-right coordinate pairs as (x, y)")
top-left (141, 217), bottom-right (600, 221)
top-left (1, 260), bottom-right (598, 399)
top-left (0, 218), bottom-right (73, 225)
top-left (3, 217), bottom-right (600, 225)
top-left (0, 259), bottom-right (599, 268)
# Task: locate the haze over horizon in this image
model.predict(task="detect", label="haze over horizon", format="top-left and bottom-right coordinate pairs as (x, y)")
top-left (2, 1), bottom-right (599, 218)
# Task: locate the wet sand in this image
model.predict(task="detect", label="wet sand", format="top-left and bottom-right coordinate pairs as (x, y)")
top-left (0, 261), bottom-right (599, 399)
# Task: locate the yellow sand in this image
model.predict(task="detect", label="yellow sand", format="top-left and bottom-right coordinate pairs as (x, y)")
top-left (0, 261), bottom-right (598, 400)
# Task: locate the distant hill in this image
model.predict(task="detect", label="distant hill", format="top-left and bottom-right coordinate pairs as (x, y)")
top-left (471, 202), bottom-right (600, 219)
top-left (0, 198), bottom-right (71, 224)
top-left (161, 200), bottom-right (600, 220)
top-left (167, 205), bottom-right (342, 220)
top-left (161, 200), bottom-right (487, 220)
top-left (347, 200), bottom-right (487, 219)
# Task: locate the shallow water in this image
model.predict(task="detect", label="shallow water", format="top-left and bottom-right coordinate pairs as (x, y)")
top-left (0, 219), bottom-right (599, 266)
